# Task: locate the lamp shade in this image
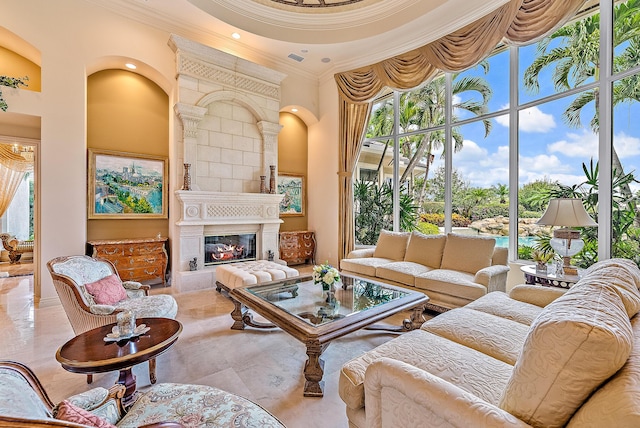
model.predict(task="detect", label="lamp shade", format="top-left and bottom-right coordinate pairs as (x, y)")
top-left (536, 198), bottom-right (598, 227)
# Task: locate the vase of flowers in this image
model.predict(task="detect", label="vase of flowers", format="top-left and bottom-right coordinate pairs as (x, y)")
top-left (531, 250), bottom-right (554, 274)
top-left (312, 262), bottom-right (340, 302)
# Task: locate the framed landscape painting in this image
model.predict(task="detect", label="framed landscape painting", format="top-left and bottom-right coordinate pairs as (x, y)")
top-left (277, 173), bottom-right (304, 216)
top-left (88, 149), bottom-right (168, 219)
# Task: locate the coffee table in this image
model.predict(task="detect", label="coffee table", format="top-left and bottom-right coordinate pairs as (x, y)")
top-left (230, 272), bottom-right (429, 397)
top-left (56, 317), bottom-right (182, 407)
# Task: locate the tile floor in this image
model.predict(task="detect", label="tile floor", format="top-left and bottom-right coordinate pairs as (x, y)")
top-left (0, 262), bottom-right (426, 427)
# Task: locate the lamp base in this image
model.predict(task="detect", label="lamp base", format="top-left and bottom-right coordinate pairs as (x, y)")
top-left (563, 265), bottom-right (579, 276)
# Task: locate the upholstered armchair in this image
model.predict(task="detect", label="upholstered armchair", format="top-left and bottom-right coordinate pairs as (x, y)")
top-left (0, 360), bottom-right (284, 427)
top-left (47, 255), bottom-right (178, 383)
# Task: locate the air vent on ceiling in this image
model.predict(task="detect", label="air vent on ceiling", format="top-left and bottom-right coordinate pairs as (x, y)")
top-left (287, 53), bottom-right (305, 62)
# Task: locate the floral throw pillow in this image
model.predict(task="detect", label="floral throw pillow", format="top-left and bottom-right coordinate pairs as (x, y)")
top-left (84, 274), bottom-right (127, 305)
top-left (54, 400), bottom-right (117, 428)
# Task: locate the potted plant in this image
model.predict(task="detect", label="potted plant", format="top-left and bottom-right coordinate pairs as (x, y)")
top-left (0, 75), bottom-right (28, 111)
top-left (531, 250), bottom-right (554, 273)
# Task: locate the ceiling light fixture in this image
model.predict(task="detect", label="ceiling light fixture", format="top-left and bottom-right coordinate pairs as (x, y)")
top-left (232, 32), bottom-right (240, 39)
top-left (291, 108), bottom-right (298, 112)
top-left (321, 58), bottom-right (331, 63)
top-left (125, 63), bottom-right (137, 70)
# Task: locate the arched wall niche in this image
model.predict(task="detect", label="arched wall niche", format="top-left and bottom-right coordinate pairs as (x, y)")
top-left (86, 68), bottom-right (170, 241)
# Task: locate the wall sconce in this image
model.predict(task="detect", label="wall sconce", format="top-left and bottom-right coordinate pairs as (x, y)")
top-left (536, 198), bottom-right (597, 275)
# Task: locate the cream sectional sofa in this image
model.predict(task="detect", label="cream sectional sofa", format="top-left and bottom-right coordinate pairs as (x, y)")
top-left (339, 258), bottom-right (640, 428)
top-left (341, 231), bottom-right (510, 310)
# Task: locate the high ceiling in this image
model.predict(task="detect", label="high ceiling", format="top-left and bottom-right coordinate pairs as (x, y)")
top-left (88, 0), bottom-right (509, 78)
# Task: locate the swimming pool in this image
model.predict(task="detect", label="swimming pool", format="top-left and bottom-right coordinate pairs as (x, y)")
top-left (491, 235), bottom-right (538, 248)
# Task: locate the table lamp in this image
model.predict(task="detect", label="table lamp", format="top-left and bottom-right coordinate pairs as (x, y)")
top-left (536, 198), bottom-right (597, 276)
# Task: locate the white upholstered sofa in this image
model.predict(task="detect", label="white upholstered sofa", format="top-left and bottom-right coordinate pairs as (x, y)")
top-left (341, 231), bottom-right (509, 311)
top-left (339, 258), bottom-right (640, 427)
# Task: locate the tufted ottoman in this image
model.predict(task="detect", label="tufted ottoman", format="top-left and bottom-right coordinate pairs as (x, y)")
top-left (215, 260), bottom-right (300, 294)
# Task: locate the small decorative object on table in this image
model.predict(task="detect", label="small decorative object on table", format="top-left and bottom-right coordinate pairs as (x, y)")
top-left (312, 262), bottom-right (341, 303)
top-left (105, 310), bottom-right (151, 342)
top-left (189, 257), bottom-right (198, 271)
top-left (531, 250), bottom-right (554, 274)
top-left (182, 163), bottom-right (192, 191)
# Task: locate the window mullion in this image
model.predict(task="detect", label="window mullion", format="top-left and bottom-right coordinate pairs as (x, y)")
top-left (509, 45), bottom-right (519, 262)
top-left (444, 74), bottom-right (453, 233)
top-left (393, 91), bottom-right (400, 231)
top-left (598, 0), bottom-right (613, 261)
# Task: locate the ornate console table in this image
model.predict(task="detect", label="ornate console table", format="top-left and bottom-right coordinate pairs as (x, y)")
top-left (87, 237), bottom-right (168, 285)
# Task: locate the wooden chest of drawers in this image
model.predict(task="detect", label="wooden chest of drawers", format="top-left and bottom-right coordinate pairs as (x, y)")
top-left (279, 231), bottom-right (315, 266)
top-left (87, 237), bottom-right (168, 285)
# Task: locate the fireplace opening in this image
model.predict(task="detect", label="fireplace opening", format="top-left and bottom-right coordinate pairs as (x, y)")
top-left (204, 234), bottom-right (256, 266)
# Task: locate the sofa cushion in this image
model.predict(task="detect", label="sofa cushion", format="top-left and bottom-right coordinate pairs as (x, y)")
top-left (84, 274), bottom-right (128, 305)
top-left (500, 281), bottom-right (634, 428)
top-left (421, 307), bottom-right (529, 365)
top-left (403, 232), bottom-right (446, 268)
top-left (440, 234), bottom-right (496, 274)
top-left (567, 314), bottom-right (640, 427)
top-left (54, 400), bottom-right (116, 428)
top-left (372, 230), bottom-right (410, 261)
top-left (375, 261), bottom-right (432, 286)
top-left (415, 269), bottom-right (487, 302)
top-left (578, 258), bottom-right (640, 318)
top-left (340, 257), bottom-right (393, 277)
top-left (339, 329), bottom-right (513, 411)
top-left (466, 291), bottom-right (545, 325)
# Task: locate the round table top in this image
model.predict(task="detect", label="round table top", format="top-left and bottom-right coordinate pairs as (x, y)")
top-left (56, 317), bottom-right (182, 374)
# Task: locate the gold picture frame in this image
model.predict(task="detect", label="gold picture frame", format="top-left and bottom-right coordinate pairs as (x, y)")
top-left (88, 149), bottom-right (168, 219)
top-left (277, 173), bottom-right (305, 217)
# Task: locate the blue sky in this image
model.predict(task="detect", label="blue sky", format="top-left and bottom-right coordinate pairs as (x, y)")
top-left (426, 44), bottom-right (640, 193)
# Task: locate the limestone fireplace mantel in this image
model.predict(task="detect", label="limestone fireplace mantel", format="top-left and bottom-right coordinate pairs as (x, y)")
top-left (174, 191), bottom-right (284, 293)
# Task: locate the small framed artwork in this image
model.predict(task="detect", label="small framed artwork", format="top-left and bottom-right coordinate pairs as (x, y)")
top-left (88, 149), bottom-right (168, 219)
top-left (277, 173), bottom-right (305, 216)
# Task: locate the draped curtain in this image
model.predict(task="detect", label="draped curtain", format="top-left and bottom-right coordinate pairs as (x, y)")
top-left (0, 143), bottom-right (33, 219)
top-left (334, 0), bottom-right (588, 261)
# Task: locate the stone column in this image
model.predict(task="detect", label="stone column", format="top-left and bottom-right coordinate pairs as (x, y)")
top-left (257, 120), bottom-right (282, 181)
top-left (174, 103), bottom-right (207, 190)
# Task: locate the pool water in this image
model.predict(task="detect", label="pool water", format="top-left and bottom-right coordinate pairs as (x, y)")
top-left (492, 236), bottom-right (538, 248)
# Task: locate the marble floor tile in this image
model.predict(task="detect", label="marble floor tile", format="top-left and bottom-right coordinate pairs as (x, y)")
top-left (0, 266), bottom-right (430, 428)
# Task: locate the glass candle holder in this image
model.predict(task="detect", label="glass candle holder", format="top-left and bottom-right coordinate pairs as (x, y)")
top-left (116, 310), bottom-right (136, 337)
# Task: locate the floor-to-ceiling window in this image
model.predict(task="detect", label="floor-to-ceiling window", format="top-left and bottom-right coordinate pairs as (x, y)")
top-left (354, 0), bottom-right (640, 268)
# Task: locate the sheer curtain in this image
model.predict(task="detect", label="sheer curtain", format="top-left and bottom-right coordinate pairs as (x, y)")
top-left (0, 143), bottom-right (33, 219)
top-left (334, 0), bottom-right (587, 261)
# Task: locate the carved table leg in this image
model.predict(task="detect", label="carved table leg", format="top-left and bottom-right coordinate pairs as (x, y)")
top-left (230, 299), bottom-right (246, 330)
top-left (303, 340), bottom-right (328, 397)
top-left (404, 303), bottom-right (427, 331)
top-left (149, 358), bottom-right (157, 384)
top-left (117, 368), bottom-right (137, 408)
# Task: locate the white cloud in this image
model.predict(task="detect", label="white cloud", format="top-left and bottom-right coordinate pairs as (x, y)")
top-left (614, 131), bottom-right (640, 158)
top-left (547, 131), bottom-right (598, 158)
top-left (494, 104), bottom-right (556, 133)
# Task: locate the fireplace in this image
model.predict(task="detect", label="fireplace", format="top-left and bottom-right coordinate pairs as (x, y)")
top-left (204, 234), bottom-right (256, 265)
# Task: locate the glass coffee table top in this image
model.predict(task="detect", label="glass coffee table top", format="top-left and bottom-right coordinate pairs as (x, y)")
top-left (230, 272), bottom-right (428, 397)
top-left (245, 273), bottom-right (410, 327)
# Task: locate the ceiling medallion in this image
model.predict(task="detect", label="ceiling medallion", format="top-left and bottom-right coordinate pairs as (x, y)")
top-left (266, 0), bottom-right (366, 7)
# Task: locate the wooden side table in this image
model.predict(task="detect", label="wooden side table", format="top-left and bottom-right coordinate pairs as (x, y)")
top-left (279, 231), bottom-right (316, 265)
top-left (56, 317), bottom-right (182, 407)
top-left (88, 237), bottom-right (168, 285)
top-left (520, 264), bottom-right (582, 289)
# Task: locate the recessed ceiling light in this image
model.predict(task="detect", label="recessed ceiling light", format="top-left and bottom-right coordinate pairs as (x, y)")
top-left (301, 49), bottom-right (308, 53)
top-left (321, 58), bottom-right (331, 63)
top-left (125, 63), bottom-right (137, 70)
top-left (232, 32), bottom-right (241, 39)
top-left (291, 108), bottom-right (298, 112)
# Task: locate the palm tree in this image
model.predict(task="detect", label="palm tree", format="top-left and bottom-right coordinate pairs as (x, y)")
top-left (523, 1), bottom-right (640, 209)
top-left (366, 66), bottom-right (493, 206)
top-left (492, 183), bottom-right (509, 204)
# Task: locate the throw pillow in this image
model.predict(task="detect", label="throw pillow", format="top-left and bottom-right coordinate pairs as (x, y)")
top-left (440, 233), bottom-right (495, 274)
top-left (84, 274), bottom-right (127, 305)
top-left (404, 232), bottom-right (446, 268)
top-left (499, 282), bottom-right (633, 427)
top-left (54, 400), bottom-right (117, 428)
top-left (372, 230), bottom-right (410, 261)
